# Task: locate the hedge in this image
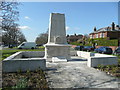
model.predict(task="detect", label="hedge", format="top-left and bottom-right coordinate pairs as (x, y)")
top-left (97, 39), bottom-right (118, 46)
top-left (90, 38), bottom-right (118, 46)
top-left (70, 38), bottom-right (118, 46)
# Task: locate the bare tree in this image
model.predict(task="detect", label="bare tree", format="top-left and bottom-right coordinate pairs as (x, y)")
top-left (0, 1), bottom-right (19, 30)
top-left (17, 30), bottom-right (27, 44)
top-left (2, 26), bottom-right (27, 46)
top-left (35, 33), bottom-right (48, 45)
top-left (0, 1), bottom-right (26, 46)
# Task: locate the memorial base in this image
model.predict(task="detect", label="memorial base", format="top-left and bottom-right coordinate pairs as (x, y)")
top-left (44, 44), bottom-right (71, 62)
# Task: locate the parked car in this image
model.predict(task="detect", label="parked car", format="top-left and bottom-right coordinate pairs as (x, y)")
top-left (74, 46), bottom-right (84, 51)
top-left (18, 42), bottom-right (36, 49)
top-left (113, 47), bottom-right (120, 55)
top-left (82, 46), bottom-right (94, 52)
top-left (36, 44), bottom-right (43, 47)
top-left (94, 46), bottom-right (113, 54)
top-left (8, 44), bottom-right (17, 48)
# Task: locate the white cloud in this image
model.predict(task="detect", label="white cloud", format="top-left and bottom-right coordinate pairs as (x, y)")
top-left (24, 16), bottom-right (31, 20)
top-left (19, 26), bottom-right (31, 30)
top-left (66, 26), bottom-right (70, 30)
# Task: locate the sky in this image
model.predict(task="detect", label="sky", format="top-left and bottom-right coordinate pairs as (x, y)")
top-left (18, 2), bottom-right (118, 42)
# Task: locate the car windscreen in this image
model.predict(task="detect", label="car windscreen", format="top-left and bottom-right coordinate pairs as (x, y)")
top-left (21, 44), bottom-right (25, 46)
top-left (84, 46), bottom-right (92, 48)
top-left (106, 48), bottom-right (112, 51)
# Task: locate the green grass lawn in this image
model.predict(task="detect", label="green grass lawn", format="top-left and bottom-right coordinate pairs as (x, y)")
top-left (1, 48), bottom-right (45, 60)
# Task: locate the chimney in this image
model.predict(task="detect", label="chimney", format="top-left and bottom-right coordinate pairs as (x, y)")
top-left (112, 22), bottom-right (115, 30)
top-left (107, 26), bottom-right (110, 31)
top-left (94, 27), bottom-right (97, 31)
top-left (116, 25), bottom-right (119, 27)
top-left (67, 34), bottom-right (69, 37)
top-left (116, 25), bottom-right (119, 30)
top-left (74, 33), bottom-right (76, 36)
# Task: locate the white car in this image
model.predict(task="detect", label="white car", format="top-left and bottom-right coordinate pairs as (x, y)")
top-left (18, 42), bottom-right (36, 49)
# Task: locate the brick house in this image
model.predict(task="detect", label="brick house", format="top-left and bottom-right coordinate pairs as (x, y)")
top-left (89, 22), bottom-right (120, 39)
top-left (67, 34), bottom-right (83, 43)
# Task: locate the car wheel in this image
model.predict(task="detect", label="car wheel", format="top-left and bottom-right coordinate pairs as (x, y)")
top-left (114, 52), bottom-right (118, 55)
top-left (102, 52), bottom-right (104, 54)
top-left (87, 50), bottom-right (89, 52)
top-left (99, 51), bottom-right (102, 53)
top-left (31, 47), bottom-right (34, 49)
top-left (113, 52), bottom-right (116, 55)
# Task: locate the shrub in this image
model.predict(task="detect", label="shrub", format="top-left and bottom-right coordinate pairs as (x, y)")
top-left (90, 38), bottom-right (118, 46)
top-left (12, 78), bottom-right (28, 88)
top-left (70, 42), bottom-right (82, 46)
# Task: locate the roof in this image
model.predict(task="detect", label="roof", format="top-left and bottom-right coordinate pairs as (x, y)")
top-left (67, 35), bottom-right (83, 39)
top-left (90, 26), bottom-right (120, 34)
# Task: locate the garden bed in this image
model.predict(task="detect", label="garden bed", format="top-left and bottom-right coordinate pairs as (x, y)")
top-left (95, 55), bottom-right (120, 78)
top-left (2, 69), bottom-right (48, 89)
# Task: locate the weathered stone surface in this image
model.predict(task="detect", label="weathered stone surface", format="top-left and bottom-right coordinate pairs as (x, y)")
top-left (3, 58), bottom-right (46, 72)
top-left (48, 13), bottom-right (67, 44)
top-left (52, 56), bottom-right (67, 63)
top-left (44, 13), bottom-right (71, 61)
top-left (87, 56), bottom-right (118, 67)
top-left (77, 51), bottom-right (118, 67)
top-left (46, 57), bottom-right (119, 88)
top-left (2, 51), bottom-right (46, 72)
top-left (45, 44), bottom-right (71, 61)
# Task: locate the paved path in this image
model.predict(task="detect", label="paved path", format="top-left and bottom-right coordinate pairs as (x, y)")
top-left (0, 61), bottom-right (2, 88)
top-left (46, 56), bottom-right (119, 88)
top-left (0, 49), bottom-right (2, 88)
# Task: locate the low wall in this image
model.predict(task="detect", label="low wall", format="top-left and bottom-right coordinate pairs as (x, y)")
top-left (95, 53), bottom-right (114, 57)
top-left (77, 51), bottom-right (95, 58)
top-left (4, 51), bottom-right (23, 60)
top-left (70, 51), bottom-right (77, 56)
top-left (22, 51), bottom-right (45, 58)
top-left (87, 57), bottom-right (118, 67)
top-left (3, 51), bottom-right (46, 72)
top-left (77, 51), bottom-right (118, 67)
top-left (4, 51), bottom-right (45, 60)
top-left (3, 58), bottom-right (46, 72)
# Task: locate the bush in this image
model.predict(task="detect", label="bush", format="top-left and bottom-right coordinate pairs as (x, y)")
top-left (69, 38), bottom-right (118, 46)
top-left (70, 42), bottom-right (82, 46)
top-left (90, 38), bottom-right (118, 46)
top-left (97, 40), bottom-right (118, 46)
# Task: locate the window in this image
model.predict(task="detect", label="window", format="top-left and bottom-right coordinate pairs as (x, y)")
top-left (96, 34), bottom-right (98, 38)
top-left (21, 44), bottom-right (25, 46)
top-left (102, 33), bottom-right (104, 38)
top-left (90, 35), bottom-right (93, 39)
top-left (100, 33), bottom-right (104, 38)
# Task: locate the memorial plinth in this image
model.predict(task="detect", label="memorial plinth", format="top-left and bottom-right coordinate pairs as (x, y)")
top-left (44, 13), bottom-right (71, 62)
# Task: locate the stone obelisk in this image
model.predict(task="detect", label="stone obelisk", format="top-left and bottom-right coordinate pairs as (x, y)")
top-left (44, 13), bottom-right (71, 62)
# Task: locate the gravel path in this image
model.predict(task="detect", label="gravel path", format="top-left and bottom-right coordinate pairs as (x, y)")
top-left (46, 57), bottom-right (119, 88)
